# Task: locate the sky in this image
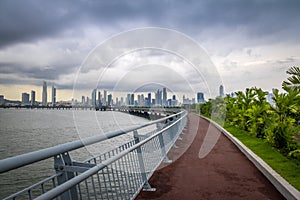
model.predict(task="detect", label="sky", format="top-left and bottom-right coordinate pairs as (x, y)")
top-left (0, 0), bottom-right (300, 101)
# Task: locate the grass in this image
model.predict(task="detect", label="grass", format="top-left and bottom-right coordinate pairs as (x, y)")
top-left (224, 125), bottom-right (300, 191)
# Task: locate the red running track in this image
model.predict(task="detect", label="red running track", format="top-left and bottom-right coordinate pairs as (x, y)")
top-left (136, 113), bottom-right (285, 200)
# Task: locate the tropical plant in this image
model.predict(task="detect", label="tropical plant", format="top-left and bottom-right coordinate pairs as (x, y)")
top-left (282, 66), bottom-right (300, 92)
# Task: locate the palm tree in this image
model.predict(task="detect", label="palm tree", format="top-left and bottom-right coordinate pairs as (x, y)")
top-left (282, 66), bottom-right (300, 92)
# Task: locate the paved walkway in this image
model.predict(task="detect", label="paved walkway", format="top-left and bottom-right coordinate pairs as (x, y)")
top-left (137, 113), bottom-right (285, 200)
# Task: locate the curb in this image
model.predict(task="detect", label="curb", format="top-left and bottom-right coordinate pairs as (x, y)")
top-left (198, 114), bottom-right (300, 200)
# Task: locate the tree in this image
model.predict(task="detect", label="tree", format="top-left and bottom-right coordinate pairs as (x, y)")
top-left (282, 66), bottom-right (300, 92)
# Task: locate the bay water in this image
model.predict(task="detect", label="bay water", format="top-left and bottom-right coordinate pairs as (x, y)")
top-left (0, 109), bottom-right (153, 198)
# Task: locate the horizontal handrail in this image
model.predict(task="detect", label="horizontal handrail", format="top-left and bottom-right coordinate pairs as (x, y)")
top-left (0, 110), bottom-right (185, 173)
top-left (35, 111), bottom-right (187, 200)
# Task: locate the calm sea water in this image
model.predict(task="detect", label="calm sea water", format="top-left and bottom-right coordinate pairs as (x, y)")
top-left (0, 109), bottom-right (152, 198)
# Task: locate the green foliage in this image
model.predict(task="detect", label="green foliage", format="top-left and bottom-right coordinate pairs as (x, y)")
top-left (282, 66), bottom-right (300, 92)
top-left (288, 149), bottom-right (300, 160)
top-left (200, 66), bottom-right (300, 156)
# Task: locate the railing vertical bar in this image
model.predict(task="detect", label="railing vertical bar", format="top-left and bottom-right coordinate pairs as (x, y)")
top-left (127, 143), bottom-right (139, 194)
top-left (111, 150), bottom-right (121, 200)
top-left (103, 154), bottom-right (114, 199)
top-left (76, 172), bottom-right (83, 200)
top-left (125, 144), bottom-right (134, 196)
top-left (121, 144), bottom-right (132, 198)
top-left (84, 178), bottom-right (91, 200)
top-left (108, 151), bottom-right (118, 199)
top-left (101, 167), bottom-right (109, 199)
top-left (120, 156), bottom-right (130, 199)
top-left (28, 189), bottom-right (32, 200)
top-left (93, 158), bottom-right (104, 200)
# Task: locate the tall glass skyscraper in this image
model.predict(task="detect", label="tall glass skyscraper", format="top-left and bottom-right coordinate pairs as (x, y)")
top-left (42, 81), bottom-right (47, 106)
top-left (52, 86), bottom-right (56, 107)
top-left (163, 87), bottom-right (167, 106)
top-left (31, 90), bottom-right (35, 106)
top-left (219, 85), bottom-right (224, 97)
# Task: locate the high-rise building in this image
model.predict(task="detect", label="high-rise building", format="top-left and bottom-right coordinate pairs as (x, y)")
top-left (163, 87), bottom-right (167, 106)
top-left (141, 94), bottom-right (145, 106)
top-left (82, 96), bottom-right (85, 105)
top-left (22, 93), bottom-right (30, 105)
top-left (52, 86), bottom-right (56, 107)
top-left (0, 95), bottom-right (4, 105)
top-left (131, 94), bottom-right (134, 106)
top-left (92, 89), bottom-right (97, 107)
top-left (147, 93), bottom-right (151, 107)
top-left (197, 92), bottom-right (205, 103)
top-left (31, 90), bottom-right (36, 106)
top-left (127, 94), bottom-right (131, 105)
top-left (98, 91), bottom-right (102, 106)
top-left (86, 97), bottom-right (90, 106)
top-left (219, 85), bottom-right (224, 97)
top-left (42, 81), bottom-right (47, 106)
top-left (155, 89), bottom-right (162, 106)
top-left (108, 94), bottom-right (112, 106)
top-left (103, 90), bottom-right (107, 106)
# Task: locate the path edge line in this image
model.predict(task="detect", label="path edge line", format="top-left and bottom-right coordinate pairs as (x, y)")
top-left (196, 114), bottom-right (300, 200)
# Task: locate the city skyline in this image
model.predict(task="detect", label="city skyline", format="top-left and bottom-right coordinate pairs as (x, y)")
top-left (0, 1), bottom-right (299, 103)
top-left (0, 80), bottom-right (211, 106)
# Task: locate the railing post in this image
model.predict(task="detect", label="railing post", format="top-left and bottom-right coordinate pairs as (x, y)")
top-left (133, 130), bottom-right (156, 191)
top-left (157, 122), bottom-right (172, 163)
top-left (54, 152), bottom-right (78, 200)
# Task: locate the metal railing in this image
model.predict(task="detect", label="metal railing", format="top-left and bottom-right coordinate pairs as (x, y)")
top-left (0, 110), bottom-right (187, 200)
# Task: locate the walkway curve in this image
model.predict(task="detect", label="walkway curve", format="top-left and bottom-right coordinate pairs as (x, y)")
top-left (137, 113), bottom-right (285, 200)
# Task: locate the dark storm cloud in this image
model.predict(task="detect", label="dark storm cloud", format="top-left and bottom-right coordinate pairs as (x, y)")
top-left (1, 0), bottom-right (300, 48)
top-left (0, 62), bottom-right (74, 80)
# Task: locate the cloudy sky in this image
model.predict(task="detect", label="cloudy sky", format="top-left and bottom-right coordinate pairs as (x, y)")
top-left (0, 0), bottom-right (300, 101)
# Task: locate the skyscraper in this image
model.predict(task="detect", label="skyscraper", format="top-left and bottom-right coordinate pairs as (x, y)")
top-left (108, 94), bottom-right (112, 106)
top-left (127, 94), bottom-right (131, 105)
top-left (163, 87), bottom-right (167, 106)
top-left (197, 92), bottom-right (205, 103)
top-left (147, 93), bottom-right (151, 107)
top-left (82, 96), bottom-right (85, 105)
top-left (219, 85), bottom-right (224, 97)
top-left (42, 81), bottom-right (47, 106)
top-left (52, 86), bottom-right (56, 107)
top-left (131, 94), bottom-right (134, 106)
top-left (103, 90), bottom-right (107, 106)
top-left (98, 91), bottom-right (102, 106)
top-left (31, 90), bottom-right (36, 106)
top-left (22, 93), bottom-right (30, 105)
top-left (92, 89), bottom-right (97, 107)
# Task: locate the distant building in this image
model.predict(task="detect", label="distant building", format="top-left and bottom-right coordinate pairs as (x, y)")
top-left (52, 86), bottom-right (56, 107)
top-left (267, 93), bottom-right (275, 107)
top-left (163, 87), bottom-right (167, 106)
top-left (31, 90), bottom-right (36, 106)
top-left (219, 85), bottom-right (224, 97)
top-left (155, 89), bottom-right (162, 106)
top-left (81, 96), bottom-right (85, 105)
top-left (0, 95), bottom-right (4, 105)
top-left (197, 92), bottom-right (205, 103)
top-left (103, 90), bottom-right (107, 106)
top-left (42, 81), bottom-right (47, 106)
top-left (22, 93), bottom-right (30, 105)
top-left (147, 93), bottom-right (151, 107)
top-left (98, 91), bottom-right (102, 107)
top-left (92, 89), bottom-right (97, 107)
top-left (126, 94), bottom-right (131, 105)
top-left (131, 94), bottom-right (134, 106)
top-left (108, 94), bottom-right (112, 106)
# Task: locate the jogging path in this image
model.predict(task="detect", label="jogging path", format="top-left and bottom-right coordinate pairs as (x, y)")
top-left (137, 113), bottom-right (285, 200)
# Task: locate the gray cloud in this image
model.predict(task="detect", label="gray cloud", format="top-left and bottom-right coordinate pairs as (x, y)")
top-left (1, 0), bottom-right (300, 48)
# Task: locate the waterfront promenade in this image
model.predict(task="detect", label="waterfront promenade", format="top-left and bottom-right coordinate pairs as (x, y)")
top-left (137, 113), bottom-right (285, 199)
